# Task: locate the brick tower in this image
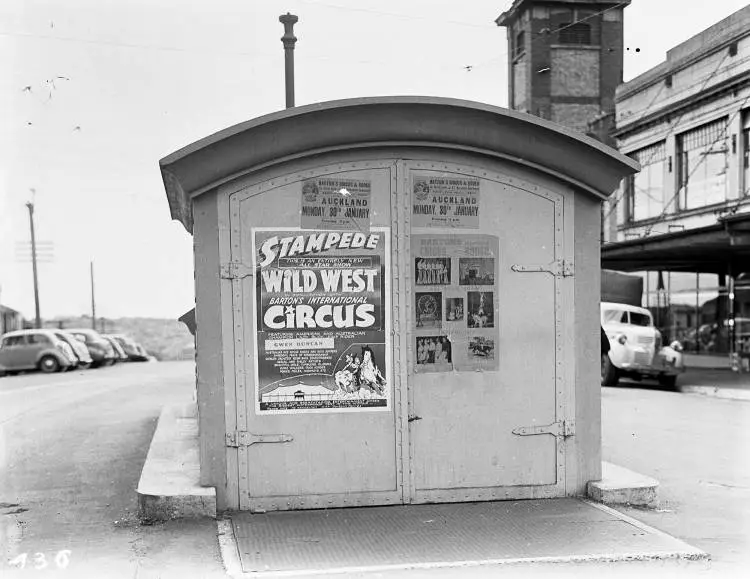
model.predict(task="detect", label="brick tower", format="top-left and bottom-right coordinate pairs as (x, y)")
top-left (496, 0), bottom-right (630, 146)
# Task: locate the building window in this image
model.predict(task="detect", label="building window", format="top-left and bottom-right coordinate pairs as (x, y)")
top-left (677, 118), bottom-right (729, 210)
top-left (558, 22), bottom-right (591, 45)
top-left (625, 142), bottom-right (666, 222)
top-left (514, 30), bottom-right (526, 57)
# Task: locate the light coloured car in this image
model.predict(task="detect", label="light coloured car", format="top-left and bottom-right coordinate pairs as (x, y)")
top-left (110, 334), bottom-right (149, 362)
top-left (53, 330), bottom-right (93, 369)
top-left (601, 302), bottom-right (685, 388)
top-left (0, 329), bottom-right (78, 375)
top-left (103, 335), bottom-right (129, 363)
top-left (68, 328), bottom-right (117, 367)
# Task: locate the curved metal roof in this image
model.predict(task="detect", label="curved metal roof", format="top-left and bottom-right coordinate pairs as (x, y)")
top-left (159, 96), bottom-right (639, 233)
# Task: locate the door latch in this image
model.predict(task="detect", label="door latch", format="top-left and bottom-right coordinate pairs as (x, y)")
top-left (220, 262), bottom-right (254, 280)
top-left (408, 415), bottom-right (422, 423)
top-left (225, 431), bottom-right (293, 447)
top-left (511, 260), bottom-right (574, 278)
top-left (512, 419), bottom-right (574, 439)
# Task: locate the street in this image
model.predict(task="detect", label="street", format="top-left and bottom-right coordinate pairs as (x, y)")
top-left (1, 362), bottom-right (749, 578)
top-left (0, 361), bottom-right (226, 579)
top-left (601, 379), bottom-right (750, 576)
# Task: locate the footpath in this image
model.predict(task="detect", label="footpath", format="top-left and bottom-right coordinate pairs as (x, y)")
top-left (135, 366), bottom-right (750, 578)
top-left (677, 365), bottom-right (750, 401)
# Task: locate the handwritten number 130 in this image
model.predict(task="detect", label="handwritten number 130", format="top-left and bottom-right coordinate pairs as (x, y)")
top-left (8, 550), bottom-right (72, 569)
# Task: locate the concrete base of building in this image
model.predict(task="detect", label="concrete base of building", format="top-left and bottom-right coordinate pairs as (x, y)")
top-left (587, 461), bottom-right (659, 507)
top-left (220, 498), bottom-right (706, 577)
top-left (136, 402), bottom-right (216, 522)
top-left (135, 405), bottom-right (661, 520)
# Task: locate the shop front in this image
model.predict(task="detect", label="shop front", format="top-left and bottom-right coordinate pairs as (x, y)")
top-left (160, 97), bottom-right (637, 511)
top-left (601, 212), bottom-right (750, 364)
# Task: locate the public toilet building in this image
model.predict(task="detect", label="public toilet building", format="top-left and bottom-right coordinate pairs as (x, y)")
top-left (160, 97), bottom-right (638, 512)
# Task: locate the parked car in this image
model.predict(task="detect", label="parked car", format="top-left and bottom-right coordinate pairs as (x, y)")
top-left (135, 343), bottom-right (151, 360)
top-left (0, 329), bottom-right (78, 375)
top-left (601, 302), bottom-right (685, 388)
top-left (103, 335), bottom-right (129, 363)
top-left (110, 334), bottom-right (149, 362)
top-left (68, 328), bottom-right (117, 367)
top-left (53, 330), bottom-right (93, 369)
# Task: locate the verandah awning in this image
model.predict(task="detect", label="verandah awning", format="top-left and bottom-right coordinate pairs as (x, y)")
top-left (601, 212), bottom-right (750, 274)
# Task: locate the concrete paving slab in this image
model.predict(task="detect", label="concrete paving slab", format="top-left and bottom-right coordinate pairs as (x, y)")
top-left (587, 461), bottom-right (659, 506)
top-left (223, 498), bottom-right (706, 577)
top-left (136, 402), bottom-right (216, 521)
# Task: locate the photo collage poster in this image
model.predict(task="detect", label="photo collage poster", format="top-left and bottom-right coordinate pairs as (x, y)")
top-left (411, 234), bottom-right (499, 373)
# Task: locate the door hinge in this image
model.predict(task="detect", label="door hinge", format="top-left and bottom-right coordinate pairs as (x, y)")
top-left (511, 259), bottom-right (574, 278)
top-left (220, 261), bottom-right (254, 280)
top-left (225, 431), bottom-right (293, 448)
top-left (512, 419), bottom-right (575, 439)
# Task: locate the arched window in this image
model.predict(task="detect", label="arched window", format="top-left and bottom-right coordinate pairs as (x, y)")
top-left (558, 22), bottom-right (591, 45)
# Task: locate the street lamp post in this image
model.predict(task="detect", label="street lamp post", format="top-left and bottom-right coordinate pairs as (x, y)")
top-left (25, 202), bottom-right (41, 328)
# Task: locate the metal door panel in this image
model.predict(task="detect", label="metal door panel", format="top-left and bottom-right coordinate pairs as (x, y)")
top-left (229, 162), bottom-right (403, 511)
top-left (404, 161), bottom-right (567, 502)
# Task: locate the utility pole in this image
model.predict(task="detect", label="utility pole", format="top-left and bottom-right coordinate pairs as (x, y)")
top-left (279, 13), bottom-right (299, 108)
top-left (25, 202), bottom-right (41, 328)
top-left (90, 260), bottom-right (97, 330)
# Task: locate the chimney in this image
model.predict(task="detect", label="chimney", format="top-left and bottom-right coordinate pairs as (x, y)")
top-left (279, 13), bottom-right (299, 108)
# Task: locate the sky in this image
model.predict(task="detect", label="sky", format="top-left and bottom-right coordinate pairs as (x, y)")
top-left (1, 0), bottom-right (749, 321)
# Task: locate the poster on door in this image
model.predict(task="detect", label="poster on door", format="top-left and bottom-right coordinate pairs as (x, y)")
top-left (411, 174), bottom-right (480, 229)
top-left (300, 177), bottom-right (372, 232)
top-left (412, 234), bottom-right (499, 373)
top-left (253, 227), bottom-right (390, 413)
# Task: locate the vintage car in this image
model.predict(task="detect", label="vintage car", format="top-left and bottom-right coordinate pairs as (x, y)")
top-left (0, 329), bottom-right (78, 374)
top-left (601, 302), bottom-right (685, 388)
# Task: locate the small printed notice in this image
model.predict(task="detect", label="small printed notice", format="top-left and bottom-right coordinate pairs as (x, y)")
top-left (411, 234), bottom-right (499, 373)
top-left (300, 178), bottom-right (372, 232)
top-left (411, 174), bottom-right (480, 229)
top-left (253, 228), bottom-right (390, 414)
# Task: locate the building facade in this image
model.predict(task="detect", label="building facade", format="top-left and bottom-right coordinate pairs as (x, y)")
top-left (0, 305), bottom-right (24, 335)
top-left (496, 0), bottom-right (630, 146)
top-left (602, 5), bottom-right (750, 359)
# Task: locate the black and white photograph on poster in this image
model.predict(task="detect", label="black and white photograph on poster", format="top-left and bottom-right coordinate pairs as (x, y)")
top-left (467, 291), bottom-right (494, 328)
top-left (468, 336), bottom-right (495, 360)
top-left (415, 257), bottom-right (451, 285)
top-left (416, 336), bottom-right (453, 368)
top-left (415, 292), bottom-right (442, 328)
top-left (459, 257), bottom-right (495, 286)
top-left (331, 344), bottom-right (387, 398)
top-left (445, 297), bottom-right (464, 322)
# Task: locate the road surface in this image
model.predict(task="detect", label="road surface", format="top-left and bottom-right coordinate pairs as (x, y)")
top-left (0, 361), bottom-right (226, 579)
top-left (1, 361), bottom-right (748, 578)
top-left (602, 381), bottom-right (750, 576)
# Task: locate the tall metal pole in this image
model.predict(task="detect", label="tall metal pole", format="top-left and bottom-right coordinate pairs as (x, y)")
top-left (25, 202), bottom-right (41, 328)
top-left (279, 13), bottom-right (298, 108)
top-left (90, 260), bottom-right (97, 330)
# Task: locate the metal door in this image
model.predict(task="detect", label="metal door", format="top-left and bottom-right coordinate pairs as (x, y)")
top-left (228, 161), bottom-right (406, 512)
top-left (402, 161), bottom-right (569, 503)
